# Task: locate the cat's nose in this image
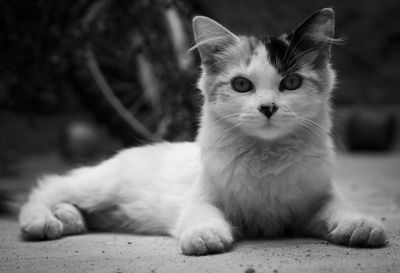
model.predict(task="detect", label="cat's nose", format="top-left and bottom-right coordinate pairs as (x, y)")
top-left (259, 103), bottom-right (278, 119)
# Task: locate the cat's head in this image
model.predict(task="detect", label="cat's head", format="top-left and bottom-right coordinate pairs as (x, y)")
top-left (193, 9), bottom-right (337, 140)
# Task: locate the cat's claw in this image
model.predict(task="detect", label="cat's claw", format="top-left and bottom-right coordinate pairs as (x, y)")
top-left (180, 227), bottom-right (233, 255)
top-left (328, 216), bottom-right (386, 247)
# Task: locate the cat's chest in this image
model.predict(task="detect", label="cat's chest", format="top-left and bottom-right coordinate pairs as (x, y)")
top-left (218, 148), bottom-right (306, 208)
top-left (239, 146), bottom-right (296, 177)
top-left (204, 146), bottom-right (332, 237)
top-left (206, 144), bottom-right (299, 183)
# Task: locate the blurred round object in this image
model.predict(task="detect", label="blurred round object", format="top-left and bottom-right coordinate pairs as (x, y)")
top-left (60, 121), bottom-right (104, 163)
top-left (347, 109), bottom-right (396, 151)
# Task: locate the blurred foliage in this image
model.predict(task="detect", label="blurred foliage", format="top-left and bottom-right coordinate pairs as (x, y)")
top-left (0, 0), bottom-right (201, 145)
top-left (0, 0), bottom-right (91, 115)
top-left (72, 0), bottom-right (200, 144)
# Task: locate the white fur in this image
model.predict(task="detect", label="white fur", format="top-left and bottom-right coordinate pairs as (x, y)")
top-left (19, 14), bottom-right (386, 255)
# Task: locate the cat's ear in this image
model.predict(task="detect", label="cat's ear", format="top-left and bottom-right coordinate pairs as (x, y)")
top-left (192, 16), bottom-right (239, 65)
top-left (287, 8), bottom-right (335, 66)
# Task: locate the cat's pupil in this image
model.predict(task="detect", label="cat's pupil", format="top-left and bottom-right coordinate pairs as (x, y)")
top-left (280, 74), bottom-right (302, 91)
top-left (231, 76), bottom-right (253, 93)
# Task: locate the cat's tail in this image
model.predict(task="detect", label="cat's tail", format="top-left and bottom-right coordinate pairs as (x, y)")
top-left (19, 158), bottom-right (117, 240)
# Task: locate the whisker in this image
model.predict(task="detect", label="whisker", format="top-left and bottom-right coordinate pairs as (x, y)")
top-left (213, 112), bottom-right (242, 126)
top-left (302, 117), bottom-right (346, 152)
top-left (296, 117), bottom-right (347, 153)
top-left (211, 120), bottom-right (242, 143)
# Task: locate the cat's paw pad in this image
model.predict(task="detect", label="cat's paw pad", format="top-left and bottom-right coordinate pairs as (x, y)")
top-left (53, 203), bottom-right (86, 235)
top-left (180, 227), bottom-right (233, 256)
top-left (329, 216), bottom-right (386, 247)
top-left (20, 212), bottom-right (63, 240)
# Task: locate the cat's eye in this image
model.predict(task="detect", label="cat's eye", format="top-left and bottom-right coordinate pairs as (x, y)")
top-left (279, 74), bottom-right (303, 91)
top-left (231, 76), bottom-right (254, 93)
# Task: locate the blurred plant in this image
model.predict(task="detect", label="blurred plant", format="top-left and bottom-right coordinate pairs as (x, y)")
top-left (0, 0), bottom-right (202, 145)
top-left (74, 0), bottom-right (202, 145)
top-left (0, 0), bottom-right (92, 115)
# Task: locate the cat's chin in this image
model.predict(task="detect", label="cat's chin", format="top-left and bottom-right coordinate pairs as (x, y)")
top-left (242, 124), bottom-right (294, 141)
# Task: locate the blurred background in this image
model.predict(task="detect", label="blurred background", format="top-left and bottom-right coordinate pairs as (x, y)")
top-left (0, 0), bottom-right (399, 198)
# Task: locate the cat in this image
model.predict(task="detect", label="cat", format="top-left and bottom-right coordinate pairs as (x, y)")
top-left (19, 8), bottom-right (386, 255)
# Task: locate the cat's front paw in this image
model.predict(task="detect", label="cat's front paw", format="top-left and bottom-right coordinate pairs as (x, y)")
top-left (19, 203), bottom-right (86, 240)
top-left (53, 203), bottom-right (86, 235)
top-left (20, 209), bottom-right (63, 240)
top-left (329, 216), bottom-right (386, 247)
top-left (180, 226), bottom-right (233, 256)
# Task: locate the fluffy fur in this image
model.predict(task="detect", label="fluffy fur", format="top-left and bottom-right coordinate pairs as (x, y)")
top-left (19, 8), bottom-right (386, 255)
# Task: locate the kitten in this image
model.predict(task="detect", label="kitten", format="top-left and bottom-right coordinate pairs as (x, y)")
top-left (19, 8), bottom-right (386, 255)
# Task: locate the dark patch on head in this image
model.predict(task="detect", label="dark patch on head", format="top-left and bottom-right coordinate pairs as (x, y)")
top-left (262, 9), bottom-right (335, 75)
top-left (262, 35), bottom-right (302, 75)
top-left (262, 28), bottom-right (332, 75)
top-left (260, 32), bottom-right (334, 93)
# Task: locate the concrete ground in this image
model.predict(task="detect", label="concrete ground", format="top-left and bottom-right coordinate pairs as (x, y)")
top-left (0, 153), bottom-right (400, 273)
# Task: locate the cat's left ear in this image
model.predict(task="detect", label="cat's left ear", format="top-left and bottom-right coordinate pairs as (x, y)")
top-left (288, 8), bottom-right (335, 66)
top-left (192, 16), bottom-right (239, 65)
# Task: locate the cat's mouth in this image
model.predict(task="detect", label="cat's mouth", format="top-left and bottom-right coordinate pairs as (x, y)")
top-left (245, 117), bottom-right (297, 140)
top-left (262, 121), bottom-right (278, 128)
top-left (239, 115), bottom-right (294, 139)
top-left (261, 118), bottom-right (281, 129)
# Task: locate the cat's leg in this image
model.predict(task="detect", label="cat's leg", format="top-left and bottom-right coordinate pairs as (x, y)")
top-left (19, 159), bottom-right (117, 240)
top-left (306, 191), bottom-right (386, 247)
top-left (174, 201), bottom-right (233, 256)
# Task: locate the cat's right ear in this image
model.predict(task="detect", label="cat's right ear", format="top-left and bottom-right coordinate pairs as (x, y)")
top-left (286, 8), bottom-right (336, 67)
top-left (191, 16), bottom-right (239, 65)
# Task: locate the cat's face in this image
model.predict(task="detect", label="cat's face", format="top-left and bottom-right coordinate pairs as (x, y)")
top-left (193, 9), bottom-right (336, 140)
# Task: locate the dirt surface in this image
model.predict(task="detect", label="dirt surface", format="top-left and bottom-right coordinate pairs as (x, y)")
top-left (1, 153), bottom-right (400, 273)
